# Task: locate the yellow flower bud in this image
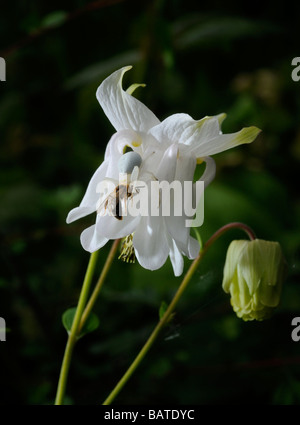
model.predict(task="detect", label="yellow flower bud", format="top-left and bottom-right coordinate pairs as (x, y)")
top-left (222, 239), bottom-right (286, 321)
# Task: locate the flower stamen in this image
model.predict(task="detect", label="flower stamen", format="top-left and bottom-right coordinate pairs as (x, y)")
top-left (118, 234), bottom-right (136, 263)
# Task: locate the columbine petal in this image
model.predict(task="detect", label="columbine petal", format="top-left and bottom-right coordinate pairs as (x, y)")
top-left (165, 215), bottom-right (190, 248)
top-left (133, 216), bottom-right (169, 271)
top-left (149, 113), bottom-right (222, 146)
top-left (66, 161), bottom-right (108, 223)
top-left (80, 220), bottom-right (109, 252)
top-left (197, 156), bottom-right (216, 188)
top-left (155, 144), bottom-right (178, 182)
top-left (97, 214), bottom-right (140, 240)
top-left (189, 126), bottom-right (261, 157)
top-left (168, 238), bottom-right (184, 277)
top-left (104, 129), bottom-right (142, 179)
top-left (177, 235), bottom-right (200, 259)
top-left (175, 153), bottom-right (196, 181)
top-left (96, 66), bottom-right (160, 132)
top-left (186, 235), bottom-right (201, 258)
top-left (163, 153), bottom-right (196, 248)
top-left (149, 112), bottom-right (260, 157)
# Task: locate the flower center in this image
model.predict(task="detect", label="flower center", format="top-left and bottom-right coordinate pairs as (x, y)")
top-left (118, 234), bottom-right (136, 263)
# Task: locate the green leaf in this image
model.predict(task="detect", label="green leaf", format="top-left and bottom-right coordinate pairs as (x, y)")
top-left (62, 308), bottom-right (75, 334)
top-left (62, 308), bottom-right (100, 339)
top-left (159, 301), bottom-right (168, 320)
top-left (80, 312), bottom-right (100, 338)
top-left (159, 301), bottom-right (175, 324)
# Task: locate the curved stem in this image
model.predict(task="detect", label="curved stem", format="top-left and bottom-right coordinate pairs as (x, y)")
top-left (102, 222), bottom-right (255, 405)
top-left (102, 248), bottom-right (207, 405)
top-left (205, 222), bottom-right (256, 250)
top-left (55, 250), bottom-right (99, 405)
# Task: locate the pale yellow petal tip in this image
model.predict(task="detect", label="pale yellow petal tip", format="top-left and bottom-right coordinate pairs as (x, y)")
top-left (217, 113), bottom-right (227, 124)
top-left (238, 126), bottom-right (262, 145)
top-left (126, 83), bottom-right (146, 95)
top-left (197, 114), bottom-right (226, 126)
top-left (119, 65), bottom-right (133, 83)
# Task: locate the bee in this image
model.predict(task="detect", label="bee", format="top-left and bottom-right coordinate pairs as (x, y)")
top-left (96, 150), bottom-right (160, 220)
top-left (97, 182), bottom-right (136, 221)
top-left (97, 151), bottom-right (143, 220)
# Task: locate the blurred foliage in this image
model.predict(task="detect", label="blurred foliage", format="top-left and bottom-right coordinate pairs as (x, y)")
top-left (0, 0), bottom-right (300, 406)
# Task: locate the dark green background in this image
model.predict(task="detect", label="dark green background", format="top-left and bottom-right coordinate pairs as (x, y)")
top-left (0, 0), bottom-right (300, 405)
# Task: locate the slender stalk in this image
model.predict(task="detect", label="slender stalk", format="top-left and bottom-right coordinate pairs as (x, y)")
top-left (55, 250), bottom-right (99, 405)
top-left (102, 222), bottom-right (256, 405)
top-left (78, 239), bottom-right (120, 333)
top-left (103, 249), bottom-right (206, 405)
top-left (204, 222), bottom-right (256, 250)
top-left (55, 238), bottom-right (120, 405)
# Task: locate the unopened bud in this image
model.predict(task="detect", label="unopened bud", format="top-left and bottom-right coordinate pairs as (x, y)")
top-left (222, 239), bottom-right (286, 321)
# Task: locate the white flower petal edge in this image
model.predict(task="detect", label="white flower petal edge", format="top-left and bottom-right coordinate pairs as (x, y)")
top-left (168, 238), bottom-right (184, 277)
top-left (80, 219), bottom-right (109, 252)
top-left (149, 113), bottom-right (221, 146)
top-left (96, 66), bottom-right (160, 133)
top-left (199, 156), bottom-right (216, 188)
top-left (66, 161), bottom-right (108, 224)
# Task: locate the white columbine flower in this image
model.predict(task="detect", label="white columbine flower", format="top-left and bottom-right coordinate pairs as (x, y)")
top-left (67, 66), bottom-right (260, 276)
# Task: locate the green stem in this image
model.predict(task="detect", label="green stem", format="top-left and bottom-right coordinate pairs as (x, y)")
top-left (78, 239), bottom-right (120, 334)
top-left (102, 222), bottom-right (255, 405)
top-left (55, 250), bottom-right (99, 405)
top-left (204, 222), bottom-right (256, 249)
top-left (103, 248), bottom-right (207, 405)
